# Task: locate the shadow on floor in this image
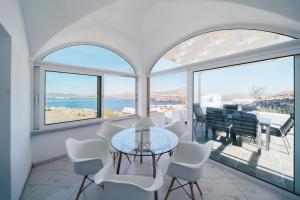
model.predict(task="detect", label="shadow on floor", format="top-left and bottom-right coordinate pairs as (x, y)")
top-left (194, 125), bottom-right (294, 192)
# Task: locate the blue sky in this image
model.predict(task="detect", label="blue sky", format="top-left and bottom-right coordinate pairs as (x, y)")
top-left (196, 57), bottom-right (294, 95)
top-left (46, 72), bottom-right (98, 95)
top-left (44, 45), bottom-right (294, 95)
top-left (46, 72), bottom-right (135, 95)
top-left (43, 45), bottom-right (134, 73)
top-left (151, 72), bottom-right (187, 92)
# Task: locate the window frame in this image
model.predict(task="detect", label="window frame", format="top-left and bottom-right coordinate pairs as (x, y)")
top-left (33, 57), bottom-right (137, 132)
top-left (44, 70), bottom-right (102, 125)
top-left (103, 74), bottom-right (137, 120)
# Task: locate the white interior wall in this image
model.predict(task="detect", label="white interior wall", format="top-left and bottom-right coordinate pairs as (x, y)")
top-left (0, 0), bottom-right (32, 199)
top-left (0, 23), bottom-right (12, 200)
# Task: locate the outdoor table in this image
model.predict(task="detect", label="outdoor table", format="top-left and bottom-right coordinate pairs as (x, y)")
top-left (257, 117), bottom-right (271, 154)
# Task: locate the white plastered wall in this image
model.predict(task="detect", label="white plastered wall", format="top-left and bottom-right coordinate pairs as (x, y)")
top-left (0, 0), bottom-right (32, 199)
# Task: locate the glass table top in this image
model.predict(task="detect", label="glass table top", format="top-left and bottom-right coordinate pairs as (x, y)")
top-left (111, 127), bottom-right (179, 155)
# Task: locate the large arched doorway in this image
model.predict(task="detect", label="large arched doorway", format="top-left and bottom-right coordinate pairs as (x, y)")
top-left (149, 29), bottom-right (297, 192)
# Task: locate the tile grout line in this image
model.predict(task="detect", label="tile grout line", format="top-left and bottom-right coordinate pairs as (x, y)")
top-left (22, 171), bottom-right (60, 200)
top-left (231, 180), bottom-right (251, 200)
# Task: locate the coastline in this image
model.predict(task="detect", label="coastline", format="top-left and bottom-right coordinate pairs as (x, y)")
top-left (45, 107), bottom-right (97, 124)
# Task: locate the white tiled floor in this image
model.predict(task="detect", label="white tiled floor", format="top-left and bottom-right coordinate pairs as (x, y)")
top-left (21, 154), bottom-right (298, 200)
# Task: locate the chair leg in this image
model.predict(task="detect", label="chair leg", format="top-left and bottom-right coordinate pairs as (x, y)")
top-left (164, 177), bottom-right (176, 200)
top-left (189, 182), bottom-right (195, 200)
top-left (285, 136), bottom-right (291, 148)
top-left (76, 175), bottom-right (87, 200)
top-left (134, 143), bottom-right (141, 161)
top-left (125, 154), bottom-right (132, 164)
top-left (249, 136), bottom-right (254, 144)
top-left (282, 136), bottom-right (290, 154)
top-left (156, 154), bottom-right (162, 163)
top-left (194, 121), bottom-right (198, 132)
top-left (113, 152), bottom-right (116, 167)
top-left (194, 181), bottom-right (203, 197)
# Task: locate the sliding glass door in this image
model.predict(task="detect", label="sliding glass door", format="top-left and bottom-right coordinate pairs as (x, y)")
top-left (193, 56), bottom-right (295, 192)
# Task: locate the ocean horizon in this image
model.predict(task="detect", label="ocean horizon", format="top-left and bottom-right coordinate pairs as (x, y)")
top-left (46, 98), bottom-right (178, 111)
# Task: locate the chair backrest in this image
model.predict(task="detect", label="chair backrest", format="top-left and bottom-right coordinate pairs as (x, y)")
top-left (206, 107), bottom-right (226, 130)
top-left (193, 103), bottom-right (204, 120)
top-left (223, 104), bottom-right (238, 115)
top-left (171, 142), bottom-right (212, 181)
top-left (94, 162), bottom-right (164, 200)
top-left (241, 105), bottom-right (258, 112)
top-left (97, 121), bottom-right (125, 145)
top-left (174, 141), bottom-right (212, 165)
top-left (164, 120), bottom-right (187, 139)
top-left (231, 111), bottom-right (258, 137)
top-left (133, 117), bottom-right (156, 128)
top-left (281, 117), bottom-right (294, 136)
top-left (66, 138), bottom-right (112, 175)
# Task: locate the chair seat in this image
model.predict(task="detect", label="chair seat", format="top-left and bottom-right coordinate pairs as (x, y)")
top-left (167, 161), bottom-right (199, 182)
top-left (108, 174), bottom-right (155, 189)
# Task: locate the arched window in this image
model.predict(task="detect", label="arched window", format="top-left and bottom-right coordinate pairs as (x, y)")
top-left (149, 29), bottom-right (297, 192)
top-left (34, 45), bottom-right (136, 130)
top-left (42, 44), bottom-right (135, 74)
top-left (149, 30), bottom-right (294, 124)
top-left (152, 30), bottom-right (294, 73)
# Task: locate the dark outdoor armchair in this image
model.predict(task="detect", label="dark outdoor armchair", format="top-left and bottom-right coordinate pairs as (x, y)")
top-left (269, 115), bottom-right (294, 154)
top-left (205, 107), bottom-right (230, 140)
top-left (193, 103), bottom-right (206, 136)
top-left (231, 111), bottom-right (258, 143)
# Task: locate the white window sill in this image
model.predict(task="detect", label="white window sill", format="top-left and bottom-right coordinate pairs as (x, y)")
top-left (31, 115), bottom-right (138, 135)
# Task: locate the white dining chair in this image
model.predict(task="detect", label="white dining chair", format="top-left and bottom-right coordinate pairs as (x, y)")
top-left (155, 120), bottom-right (189, 163)
top-left (164, 141), bottom-right (212, 200)
top-left (65, 138), bottom-right (112, 200)
top-left (94, 161), bottom-right (164, 200)
top-left (97, 121), bottom-right (131, 165)
top-left (133, 117), bottom-right (157, 128)
top-left (164, 120), bottom-right (188, 141)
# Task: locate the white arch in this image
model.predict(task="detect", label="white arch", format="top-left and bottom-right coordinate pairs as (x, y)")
top-left (35, 42), bottom-right (138, 75)
top-left (148, 26), bottom-right (297, 74)
top-left (22, 0), bottom-right (300, 76)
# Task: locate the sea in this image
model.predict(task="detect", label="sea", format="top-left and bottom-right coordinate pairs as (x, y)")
top-left (46, 98), bottom-right (178, 111)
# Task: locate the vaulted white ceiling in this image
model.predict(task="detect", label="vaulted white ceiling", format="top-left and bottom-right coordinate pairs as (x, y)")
top-left (20, 0), bottom-right (300, 75)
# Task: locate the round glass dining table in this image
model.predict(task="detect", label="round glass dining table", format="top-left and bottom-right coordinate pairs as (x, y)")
top-left (112, 127), bottom-right (179, 177)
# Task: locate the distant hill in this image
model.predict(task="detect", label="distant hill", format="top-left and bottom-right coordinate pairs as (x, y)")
top-left (46, 92), bottom-right (96, 98)
top-left (47, 87), bottom-right (187, 102)
top-left (150, 87), bottom-right (187, 103)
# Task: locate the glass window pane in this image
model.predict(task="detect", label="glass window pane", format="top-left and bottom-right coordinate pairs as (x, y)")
top-left (104, 75), bottom-right (136, 119)
top-left (45, 71), bottom-right (99, 124)
top-left (42, 45), bottom-right (135, 74)
top-left (150, 72), bottom-right (187, 124)
top-left (153, 30), bottom-right (294, 72)
top-left (193, 56), bottom-right (294, 192)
